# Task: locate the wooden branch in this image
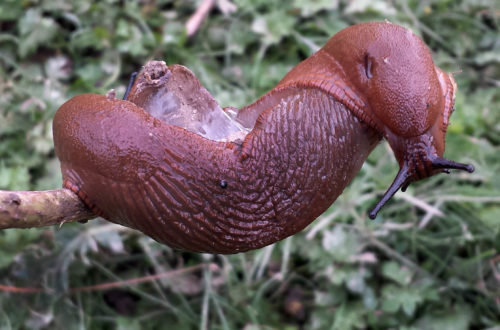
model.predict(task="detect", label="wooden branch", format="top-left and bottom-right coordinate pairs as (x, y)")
top-left (0, 189), bottom-right (95, 229)
top-left (185, 0), bottom-right (215, 37)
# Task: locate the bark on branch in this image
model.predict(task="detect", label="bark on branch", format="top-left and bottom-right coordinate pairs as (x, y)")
top-left (0, 189), bottom-right (95, 229)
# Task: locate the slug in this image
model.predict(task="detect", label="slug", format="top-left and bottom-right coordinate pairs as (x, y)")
top-left (53, 22), bottom-right (473, 254)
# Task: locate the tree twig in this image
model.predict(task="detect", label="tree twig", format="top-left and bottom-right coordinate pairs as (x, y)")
top-left (0, 189), bottom-right (95, 229)
top-left (186, 0), bottom-right (216, 37)
top-left (70, 263), bottom-right (220, 293)
top-left (0, 263), bottom-right (221, 294)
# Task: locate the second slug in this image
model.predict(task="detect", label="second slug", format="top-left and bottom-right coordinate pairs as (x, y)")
top-left (53, 21), bottom-right (473, 253)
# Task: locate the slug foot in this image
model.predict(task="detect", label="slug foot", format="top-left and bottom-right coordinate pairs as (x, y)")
top-left (64, 180), bottom-right (106, 219)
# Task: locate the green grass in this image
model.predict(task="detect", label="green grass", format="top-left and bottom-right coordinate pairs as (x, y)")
top-left (1, 0), bottom-right (499, 329)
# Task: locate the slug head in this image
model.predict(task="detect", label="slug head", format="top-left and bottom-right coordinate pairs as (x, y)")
top-left (323, 22), bottom-right (474, 218)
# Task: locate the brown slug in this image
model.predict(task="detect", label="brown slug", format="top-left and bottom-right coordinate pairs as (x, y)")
top-left (53, 22), bottom-right (473, 253)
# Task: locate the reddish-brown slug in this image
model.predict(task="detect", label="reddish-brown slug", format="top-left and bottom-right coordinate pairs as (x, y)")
top-left (53, 22), bottom-right (473, 253)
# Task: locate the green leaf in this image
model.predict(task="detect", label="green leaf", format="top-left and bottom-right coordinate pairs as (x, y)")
top-left (0, 229), bottom-right (40, 269)
top-left (292, 0), bottom-right (339, 17)
top-left (344, 0), bottom-right (397, 15)
top-left (117, 317), bottom-right (141, 330)
top-left (18, 9), bottom-right (58, 58)
top-left (415, 305), bottom-right (472, 330)
top-left (162, 21), bottom-right (186, 46)
top-left (381, 284), bottom-right (423, 317)
top-left (382, 261), bottom-right (413, 286)
top-left (474, 51), bottom-right (500, 65)
top-left (251, 11), bottom-right (296, 46)
top-left (116, 23), bottom-right (149, 57)
top-left (70, 27), bottom-right (107, 51)
top-left (0, 0), bottom-right (24, 20)
top-left (362, 287), bottom-right (378, 310)
top-left (479, 207), bottom-right (500, 232)
top-left (321, 225), bottom-right (364, 262)
top-left (332, 302), bottom-right (367, 330)
top-left (327, 265), bottom-right (356, 285)
top-left (0, 164), bottom-right (30, 190)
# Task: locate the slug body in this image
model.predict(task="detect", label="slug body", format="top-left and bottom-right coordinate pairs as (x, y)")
top-left (53, 22), bottom-right (472, 253)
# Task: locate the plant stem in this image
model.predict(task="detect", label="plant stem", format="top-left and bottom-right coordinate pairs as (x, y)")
top-left (0, 189), bottom-right (95, 229)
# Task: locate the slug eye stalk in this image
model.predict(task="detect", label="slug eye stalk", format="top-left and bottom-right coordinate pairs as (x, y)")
top-left (369, 157), bottom-right (474, 219)
top-left (123, 72), bottom-right (138, 100)
top-left (432, 157), bottom-right (475, 173)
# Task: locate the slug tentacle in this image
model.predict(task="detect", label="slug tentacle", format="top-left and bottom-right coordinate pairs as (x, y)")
top-left (123, 72), bottom-right (138, 100)
top-left (369, 156), bottom-right (474, 219)
top-left (369, 163), bottom-right (410, 219)
top-left (432, 157), bottom-right (475, 173)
